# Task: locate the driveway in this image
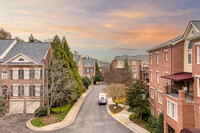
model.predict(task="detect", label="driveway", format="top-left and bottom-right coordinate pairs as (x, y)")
top-left (0, 85), bottom-right (133, 133)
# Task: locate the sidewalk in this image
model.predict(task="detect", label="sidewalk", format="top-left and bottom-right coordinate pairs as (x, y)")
top-left (106, 98), bottom-right (149, 133)
top-left (26, 86), bottom-right (94, 131)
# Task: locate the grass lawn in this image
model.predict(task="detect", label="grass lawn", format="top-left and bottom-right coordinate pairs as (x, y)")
top-left (31, 103), bottom-right (74, 127)
top-left (109, 104), bottom-right (123, 114)
top-left (130, 117), bottom-right (157, 133)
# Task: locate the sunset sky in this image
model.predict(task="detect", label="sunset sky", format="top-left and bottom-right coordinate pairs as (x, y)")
top-left (1, 0), bottom-right (200, 61)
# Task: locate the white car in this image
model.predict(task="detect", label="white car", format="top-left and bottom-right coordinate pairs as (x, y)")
top-left (98, 93), bottom-right (107, 105)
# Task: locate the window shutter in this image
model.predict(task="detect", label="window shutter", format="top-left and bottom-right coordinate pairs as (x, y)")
top-left (33, 86), bottom-right (35, 96)
top-left (18, 86), bottom-right (20, 96)
top-left (11, 86), bottom-right (13, 96)
top-left (22, 70), bottom-right (24, 79)
top-left (29, 70), bottom-right (31, 79)
top-left (29, 86), bottom-right (32, 96)
top-left (18, 70), bottom-right (21, 79)
top-left (33, 70), bottom-right (35, 79)
top-left (22, 86), bottom-right (24, 96)
top-left (40, 86), bottom-right (42, 96)
top-left (40, 70), bottom-right (43, 79)
top-left (10, 70), bottom-right (13, 79)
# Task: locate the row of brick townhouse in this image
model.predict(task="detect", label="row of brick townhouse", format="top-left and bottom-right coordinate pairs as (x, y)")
top-left (147, 20), bottom-right (200, 133)
top-left (82, 58), bottom-right (96, 79)
top-left (0, 39), bottom-right (52, 114)
top-left (111, 54), bottom-right (149, 81)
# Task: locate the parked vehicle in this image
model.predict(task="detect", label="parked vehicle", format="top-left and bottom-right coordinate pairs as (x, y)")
top-left (98, 93), bottom-right (107, 105)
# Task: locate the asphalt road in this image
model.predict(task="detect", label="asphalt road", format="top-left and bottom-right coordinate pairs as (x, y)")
top-left (50, 85), bottom-right (133, 133)
top-left (0, 85), bottom-right (133, 133)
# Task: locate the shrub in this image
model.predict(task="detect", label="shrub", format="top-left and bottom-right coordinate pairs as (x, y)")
top-left (34, 106), bottom-right (47, 117)
top-left (157, 113), bottom-right (164, 133)
top-left (82, 76), bottom-right (91, 89)
top-left (142, 107), bottom-right (150, 122)
top-left (93, 75), bottom-right (100, 84)
top-left (0, 97), bottom-right (5, 117)
top-left (147, 115), bottom-right (157, 128)
top-left (50, 104), bottom-right (70, 114)
top-left (129, 113), bottom-right (139, 120)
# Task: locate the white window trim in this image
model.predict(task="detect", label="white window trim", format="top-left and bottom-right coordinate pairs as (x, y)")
top-left (187, 49), bottom-right (192, 65)
top-left (165, 72), bottom-right (169, 83)
top-left (24, 84), bottom-right (30, 97)
top-left (13, 84), bottom-right (19, 97)
top-left (197, 78), bottom-right (200, 97)
top-left (23, 68), bottom-right (30, 79)
top-left (165, 50), bottom-right (168, 61)
top-left (166, 98), bottom-right (178, 122)
top-left (35, 84), bottom-right (41, 97)
top-left (197, 46), bottom-right (200, 64)
top-left (156, 53), bottom-right (159, 65)
top-left (151, 104), bottom-right (155, 116)
top-left (150, 87), bottom-right (155, 99)
top-left (158, 109), bottom-right (162, 115)
top-left (156, 71), bottom-right (159, 83)
top-left (13, 69), bottom-right (19, 79)
top-left (158, 91), bottom-right (163, 104)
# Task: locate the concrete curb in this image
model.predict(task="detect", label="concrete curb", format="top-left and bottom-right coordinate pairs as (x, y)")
top-left (26, 86), bottom-right (94, 131)
top-left (106, 103), bottom-right (139, 133)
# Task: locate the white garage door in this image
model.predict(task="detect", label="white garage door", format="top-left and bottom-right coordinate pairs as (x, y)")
top-left (26, 100), bottom-right (40, 113)
top-left (10, 100), bottom-right (24, 114)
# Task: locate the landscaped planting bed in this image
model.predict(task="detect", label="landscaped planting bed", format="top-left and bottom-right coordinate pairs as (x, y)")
top-left (109, 104), bottom-right (123, 114)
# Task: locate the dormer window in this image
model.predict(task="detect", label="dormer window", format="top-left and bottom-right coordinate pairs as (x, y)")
top-left (188, 41), bottom-right (192, 64)
top-left (192, 30), bottom-right (195, 34)
top-left (19, 58), bottom-right (24, 61)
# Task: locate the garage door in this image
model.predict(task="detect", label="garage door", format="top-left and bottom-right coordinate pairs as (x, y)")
top-left (10, 100), bottom-right (24, 114)
top-left (26, 100), bottom-right (40, 113)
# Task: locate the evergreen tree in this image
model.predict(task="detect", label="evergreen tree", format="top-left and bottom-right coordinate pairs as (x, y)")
top-left (95, 60), bottom-right (100, 76)
top-left (126, 79), bottom-right (149, 120)
top-left (51, 36), bottom-right (83, 96)
top-left (157, 113), bottom-right (164, 133)
top-left (124, 58), bottom-right (132, 74)
top-left (28, 34), bottom-right (35, 42)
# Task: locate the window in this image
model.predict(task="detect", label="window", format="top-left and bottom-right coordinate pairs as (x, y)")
top-left (2, 71), bottom-right (7, 79)
top-left (158, 109), bottom-right (162, 116)
top-left (151, 87), bottom-right (155, 99)
top-left (132, 67), bottom-right (136, 72)
top-left (197, 78), bottom-right (200, 97)
top-left (165, 72), bottom-right (168, 83)
top-left (150, 71), bottom-right (152, 81)
top-left (35, 85), bottom-right (41, 96)
top-left (24, 85), bottom-right (30, 97)
top-left (165, 50), bottom-right (168, 61)
top-left (188, 41), bottom-right (192, 64)
top-left (87, 69), bottom-right (89, 73)
top-left (13, 85), bottom-right (19, 96)
top-left (149, 55), bottom-right (152, 65)
top-left (91, 69), bottom-right (93, 72)
top-left (133, 73), bottom-right (136, 78)
top-left (167, 99), bottom-right (178, 122)
top-left (34, 69), bottom-right (40, 79)
top-left (156, 72), bottom-right (159, 83)
top-left (132, 61), bottom-right (136, 65)
top-left (13, 69), bottom-right (19, 79)
top-left (151, 104), bottom-right (155, 116)
top-left (19, 58), bottom-right (24, 61)
top-left (24, 69), bottom-right (30, 79)
top-left (158, 91), bottom-right (163, 104)
top-left (197, 46), bottom-right (200, 64)
top-left (156, 53), bottom-right (159, 65)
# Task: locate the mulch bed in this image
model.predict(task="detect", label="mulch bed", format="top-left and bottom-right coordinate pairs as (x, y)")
top-left (130, 118), bottom-right (146, 128)
top-left (109, 104), bottom-right (123, 114)
top-left (40, 115), bottom-right (57, 124)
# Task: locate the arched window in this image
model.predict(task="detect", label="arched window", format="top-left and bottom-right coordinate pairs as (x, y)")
top-left (188, 41), bottom-right (192, 64)
top-left (2, 71), bottom-right (7, 79)
top-left (19, 58), bottom-right (24, 61)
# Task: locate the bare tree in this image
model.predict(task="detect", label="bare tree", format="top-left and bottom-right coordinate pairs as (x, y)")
top-left (44, 56), bottom-right (77, 116)
top-left (104, 68), bottom-right (133, 85)
top-left (0, 29), bottom-right (12, 39)
top-left (104, 83), bottom-right (126, 106)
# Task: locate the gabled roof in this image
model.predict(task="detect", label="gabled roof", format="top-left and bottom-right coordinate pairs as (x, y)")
top-left (73, 55), bottom-right (81, 67)
top-left (0, 39), bottom-right (16, 58)
top-left (82, 58), bottom-right (95, 67)
top-left (147, 20), bottom-right (200, 52)
top-left (3, 42), bottom-right (51, 65)
top-left (114, 54), bottom-right (148, 60)
top-left (187, 32), bottom-right (200, 40)
top-left (147, 35), bottom-right (183, 52)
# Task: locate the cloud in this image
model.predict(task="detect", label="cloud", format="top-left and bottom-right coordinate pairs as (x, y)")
top-left (109, 47), bottom-right (136, 52)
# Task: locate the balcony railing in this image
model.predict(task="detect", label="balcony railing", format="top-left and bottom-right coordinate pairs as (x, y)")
top-left (166, 85), bottom-right (193, 101)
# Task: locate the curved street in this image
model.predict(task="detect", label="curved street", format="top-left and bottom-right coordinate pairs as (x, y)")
top-left (49, 85), bottom-right (133, 133)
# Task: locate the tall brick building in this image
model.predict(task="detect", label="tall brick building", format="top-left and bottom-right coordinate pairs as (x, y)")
top-left (0, 39), bottom-right (52, 114)
top-left (147, 20), bottom-right (200, 133)
top-left (111, 54), bottom-right (149, 81)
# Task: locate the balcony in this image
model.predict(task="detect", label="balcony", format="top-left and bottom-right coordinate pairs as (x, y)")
top-left (166, 85), bottom-right (193, 102)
